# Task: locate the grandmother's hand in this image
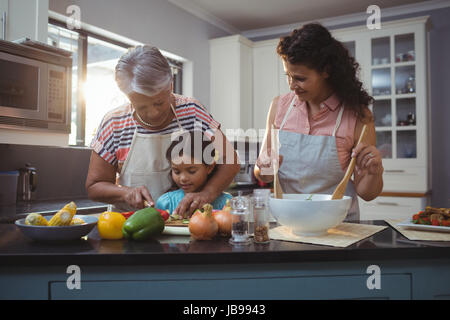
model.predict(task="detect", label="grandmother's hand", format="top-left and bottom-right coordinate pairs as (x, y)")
top-left (122, 185), bottom-right (154, 210)
top-left (352, 143), bottom-right (383, 177)
top-left (173, 191), bottom-right (213, 218)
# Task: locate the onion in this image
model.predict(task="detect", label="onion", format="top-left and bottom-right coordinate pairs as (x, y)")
top-left (189, 204), bottom-right (218, 240)
top-left (213, 200), bottom-right (232, 237)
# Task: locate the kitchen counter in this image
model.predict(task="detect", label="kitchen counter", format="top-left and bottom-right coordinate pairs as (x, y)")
top-left (0, 220), bottom-right (449, 266)
top-left (0, 220), bottom-right (449, 299)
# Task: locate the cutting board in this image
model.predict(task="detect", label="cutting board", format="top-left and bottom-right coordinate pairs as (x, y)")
top-left (163, 219), bottom-right (190, 235)
top-left (165, 220), bottom-right (190, 227)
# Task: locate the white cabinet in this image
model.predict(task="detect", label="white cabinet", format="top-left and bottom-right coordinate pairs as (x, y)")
top-left (0, 0), bottom-right (48, 42)
top-left (209, 35), bottom-right (253, 136)
top-left (332, 16), bottom-right (431, 194)
top-left (359, 196), bottom-right (429, 221)
top-left (252, 39), bottom-right (279, 131)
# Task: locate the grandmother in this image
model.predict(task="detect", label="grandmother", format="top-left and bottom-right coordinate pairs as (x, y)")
top-left (86, 45), bottom-right (239, 216)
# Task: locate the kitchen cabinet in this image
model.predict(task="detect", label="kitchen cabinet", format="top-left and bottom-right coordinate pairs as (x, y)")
top-left (48, 270), bottom-right (412, 300)
top-left (209, 35), bottom-right (253, 139)
top-left (1, 219), bottom-right (450, 300)
top-left (358, 195), bottom-right (428, 221)
top-left (332, 16), bottom-right (432, 219)
top-left (0, 0), bottom-right (48, 42)
top-left (333, 16), bottom-right (431, 195)
top-left (252, 39), bottom-right (290, 131)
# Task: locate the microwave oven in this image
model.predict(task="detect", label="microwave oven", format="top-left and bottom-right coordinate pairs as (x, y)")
top-left (0, 39), bottom-right (72, 132)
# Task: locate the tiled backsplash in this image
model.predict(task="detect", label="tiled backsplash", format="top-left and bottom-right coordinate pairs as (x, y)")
top-left (0, 144), bottom-right (92, 200)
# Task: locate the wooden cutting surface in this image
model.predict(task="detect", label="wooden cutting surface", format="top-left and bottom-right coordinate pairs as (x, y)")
top-left (165, 220), bottom-right (189, 227)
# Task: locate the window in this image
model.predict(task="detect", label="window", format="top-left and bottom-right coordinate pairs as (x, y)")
top-left (48, 20), bottom-right (183, 146)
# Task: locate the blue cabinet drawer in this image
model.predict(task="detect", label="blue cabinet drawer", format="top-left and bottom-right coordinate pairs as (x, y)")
top-left (50, 273), bottom-right (411, 300)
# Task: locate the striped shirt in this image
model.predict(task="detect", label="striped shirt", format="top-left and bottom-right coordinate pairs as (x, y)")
top-left (90, 94), bottom-right (221, 172)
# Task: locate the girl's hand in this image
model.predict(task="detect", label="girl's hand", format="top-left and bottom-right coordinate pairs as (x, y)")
top-left (122, 186), bottom-right (154, 209)
top-left (352, 143), bottom-right (383, 177)
top-left (173, 191), bottom-right (212, 218)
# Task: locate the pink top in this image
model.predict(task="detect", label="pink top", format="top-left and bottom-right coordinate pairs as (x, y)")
top-left (274, 91), bottom-right (357, 171)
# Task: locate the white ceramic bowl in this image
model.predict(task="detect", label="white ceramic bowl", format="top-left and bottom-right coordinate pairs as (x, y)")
top-left (269, 194), bottom-right (352, 236)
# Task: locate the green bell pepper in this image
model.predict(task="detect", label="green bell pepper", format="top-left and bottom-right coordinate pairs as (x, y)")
top-left (122, 207), bottom-right (165, 241)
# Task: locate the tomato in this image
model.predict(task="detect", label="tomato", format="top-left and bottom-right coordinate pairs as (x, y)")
top-left (155, 208), bottom-right (170, 221)
top-left (121, 211), bottom-right (135, 219)
top-left (431, 219), bottom-right (440, 226)
top-left (441, 220), bottom-right (450, 227)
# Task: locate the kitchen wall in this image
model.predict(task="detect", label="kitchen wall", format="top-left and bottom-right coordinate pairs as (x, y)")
top-left (244, 6), bottom-right (450, 207)
top-left (48, 0), bottom-right (232, 109)
top-left (0, 0), bottom-right (233, 201)
top-left (0, 144), bottom-right (92, 200)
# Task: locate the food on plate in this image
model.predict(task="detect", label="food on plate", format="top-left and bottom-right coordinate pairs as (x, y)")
top-left (70, 217), bottom-right (85, 225)
top-left (189, 203), bottom-right (218, 240)
top-left (122, 207), bottom-right (165, 241)
top-left (25, 213), bottom-right (48, 226)
top-left (47, 201), bottom-right (77, 226)
top-left (97, 211), bottom-right (126, 239)
top-left (165, 212), bottom-right (190, 226)
top-left (412, 206), bottom-right (450, 227)
top-left (212, 200), bottom-right (232, 237)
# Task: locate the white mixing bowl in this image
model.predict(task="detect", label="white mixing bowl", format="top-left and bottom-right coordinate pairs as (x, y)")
top-left (269, 194), bottom-right (352, 236)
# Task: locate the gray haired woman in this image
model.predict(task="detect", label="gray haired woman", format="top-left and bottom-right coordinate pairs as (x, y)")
top-left (86, 46), bottom-right (239, 216)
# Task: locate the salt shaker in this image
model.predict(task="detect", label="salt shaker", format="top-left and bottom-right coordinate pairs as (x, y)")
top-left (229, 191), bottom-right (252, 245)
top-left (253, 189), bottom-right (270, 244)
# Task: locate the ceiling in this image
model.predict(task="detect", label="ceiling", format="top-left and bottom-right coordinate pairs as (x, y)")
top-left (168, 0), bottom-right (431, 32)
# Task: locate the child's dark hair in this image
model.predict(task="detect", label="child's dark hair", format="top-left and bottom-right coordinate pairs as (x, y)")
top-left (166, 130), bottom-right (216, 165)
top-left (164, 130), bottom-right (216, 192)
top-left (277, 23), bottom-right (374, 121)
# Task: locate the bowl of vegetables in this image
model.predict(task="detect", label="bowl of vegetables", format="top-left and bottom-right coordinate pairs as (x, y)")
top-left (15, 202), bottom-right (98, 241)
top-left (269, 194), bottom-right (352, 236)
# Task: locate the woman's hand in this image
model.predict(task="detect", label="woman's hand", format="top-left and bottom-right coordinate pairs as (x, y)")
top-left (173, 191), bottom-right (213, 218)
top-left (122, 185), bottom-right (155, 210)
top-left (352, 142), bottom-right (383, 177)
top-left (255, 154), bottom-right (283, 183)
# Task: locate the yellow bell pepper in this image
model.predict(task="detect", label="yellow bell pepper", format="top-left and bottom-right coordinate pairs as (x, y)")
top-left (97, 211), bottom-right (126, 240)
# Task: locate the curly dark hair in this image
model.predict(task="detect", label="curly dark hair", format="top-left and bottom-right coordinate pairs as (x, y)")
top-left (277, 23), bottom-right (373, 121)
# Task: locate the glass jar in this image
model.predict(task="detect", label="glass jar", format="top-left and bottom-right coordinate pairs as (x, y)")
top-left (253, 189), bottom-right (270, 244)
top-left (229, 191), bottom-right (252, 245)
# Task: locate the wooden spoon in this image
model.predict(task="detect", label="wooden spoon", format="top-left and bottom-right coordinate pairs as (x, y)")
top-left (271, 125), bottom-right (284, 199)
top-left (331, 124), bottom-right (368, 200)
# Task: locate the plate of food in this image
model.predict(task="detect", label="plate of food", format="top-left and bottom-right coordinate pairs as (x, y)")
top-left (15, 202), bottom-right (98, 241)
top-left (397, 206), bottom-right (450, 233)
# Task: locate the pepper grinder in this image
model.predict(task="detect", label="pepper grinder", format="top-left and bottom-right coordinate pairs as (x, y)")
top-left (229, 191), bottom-right (252, 245)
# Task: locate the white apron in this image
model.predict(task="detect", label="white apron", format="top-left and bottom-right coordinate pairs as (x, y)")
top-left (277, 96), bottom-right (360, 221)
top-left (110, 104), bottom-right (185, 212)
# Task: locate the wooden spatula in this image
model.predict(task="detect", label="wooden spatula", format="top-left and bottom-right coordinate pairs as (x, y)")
top-left (331, 124), bottom-right (368, 200)
top-left (271, 125), bottom-right (284, 199)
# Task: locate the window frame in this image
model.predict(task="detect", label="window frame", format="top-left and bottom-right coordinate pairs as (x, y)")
top-left (48, 18), bottom-right (183, 147)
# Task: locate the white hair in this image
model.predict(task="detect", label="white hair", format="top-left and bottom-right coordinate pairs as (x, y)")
top-left (115, 45), bottom-right (172, 97)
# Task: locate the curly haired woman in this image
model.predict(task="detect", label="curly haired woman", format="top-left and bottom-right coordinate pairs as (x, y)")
top-left (255, 23), bottom-right (384, 221)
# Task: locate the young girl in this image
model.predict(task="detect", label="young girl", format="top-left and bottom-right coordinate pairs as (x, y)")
top-left (155, 130), bottom-right (232, 216)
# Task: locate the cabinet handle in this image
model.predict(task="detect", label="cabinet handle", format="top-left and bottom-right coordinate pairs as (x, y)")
top-left (1, 12), bottom-right (6, 40)
top-left (376, 201), bottom-right (399, 206)
top-left (384, 170), bottom-right (405, 173)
